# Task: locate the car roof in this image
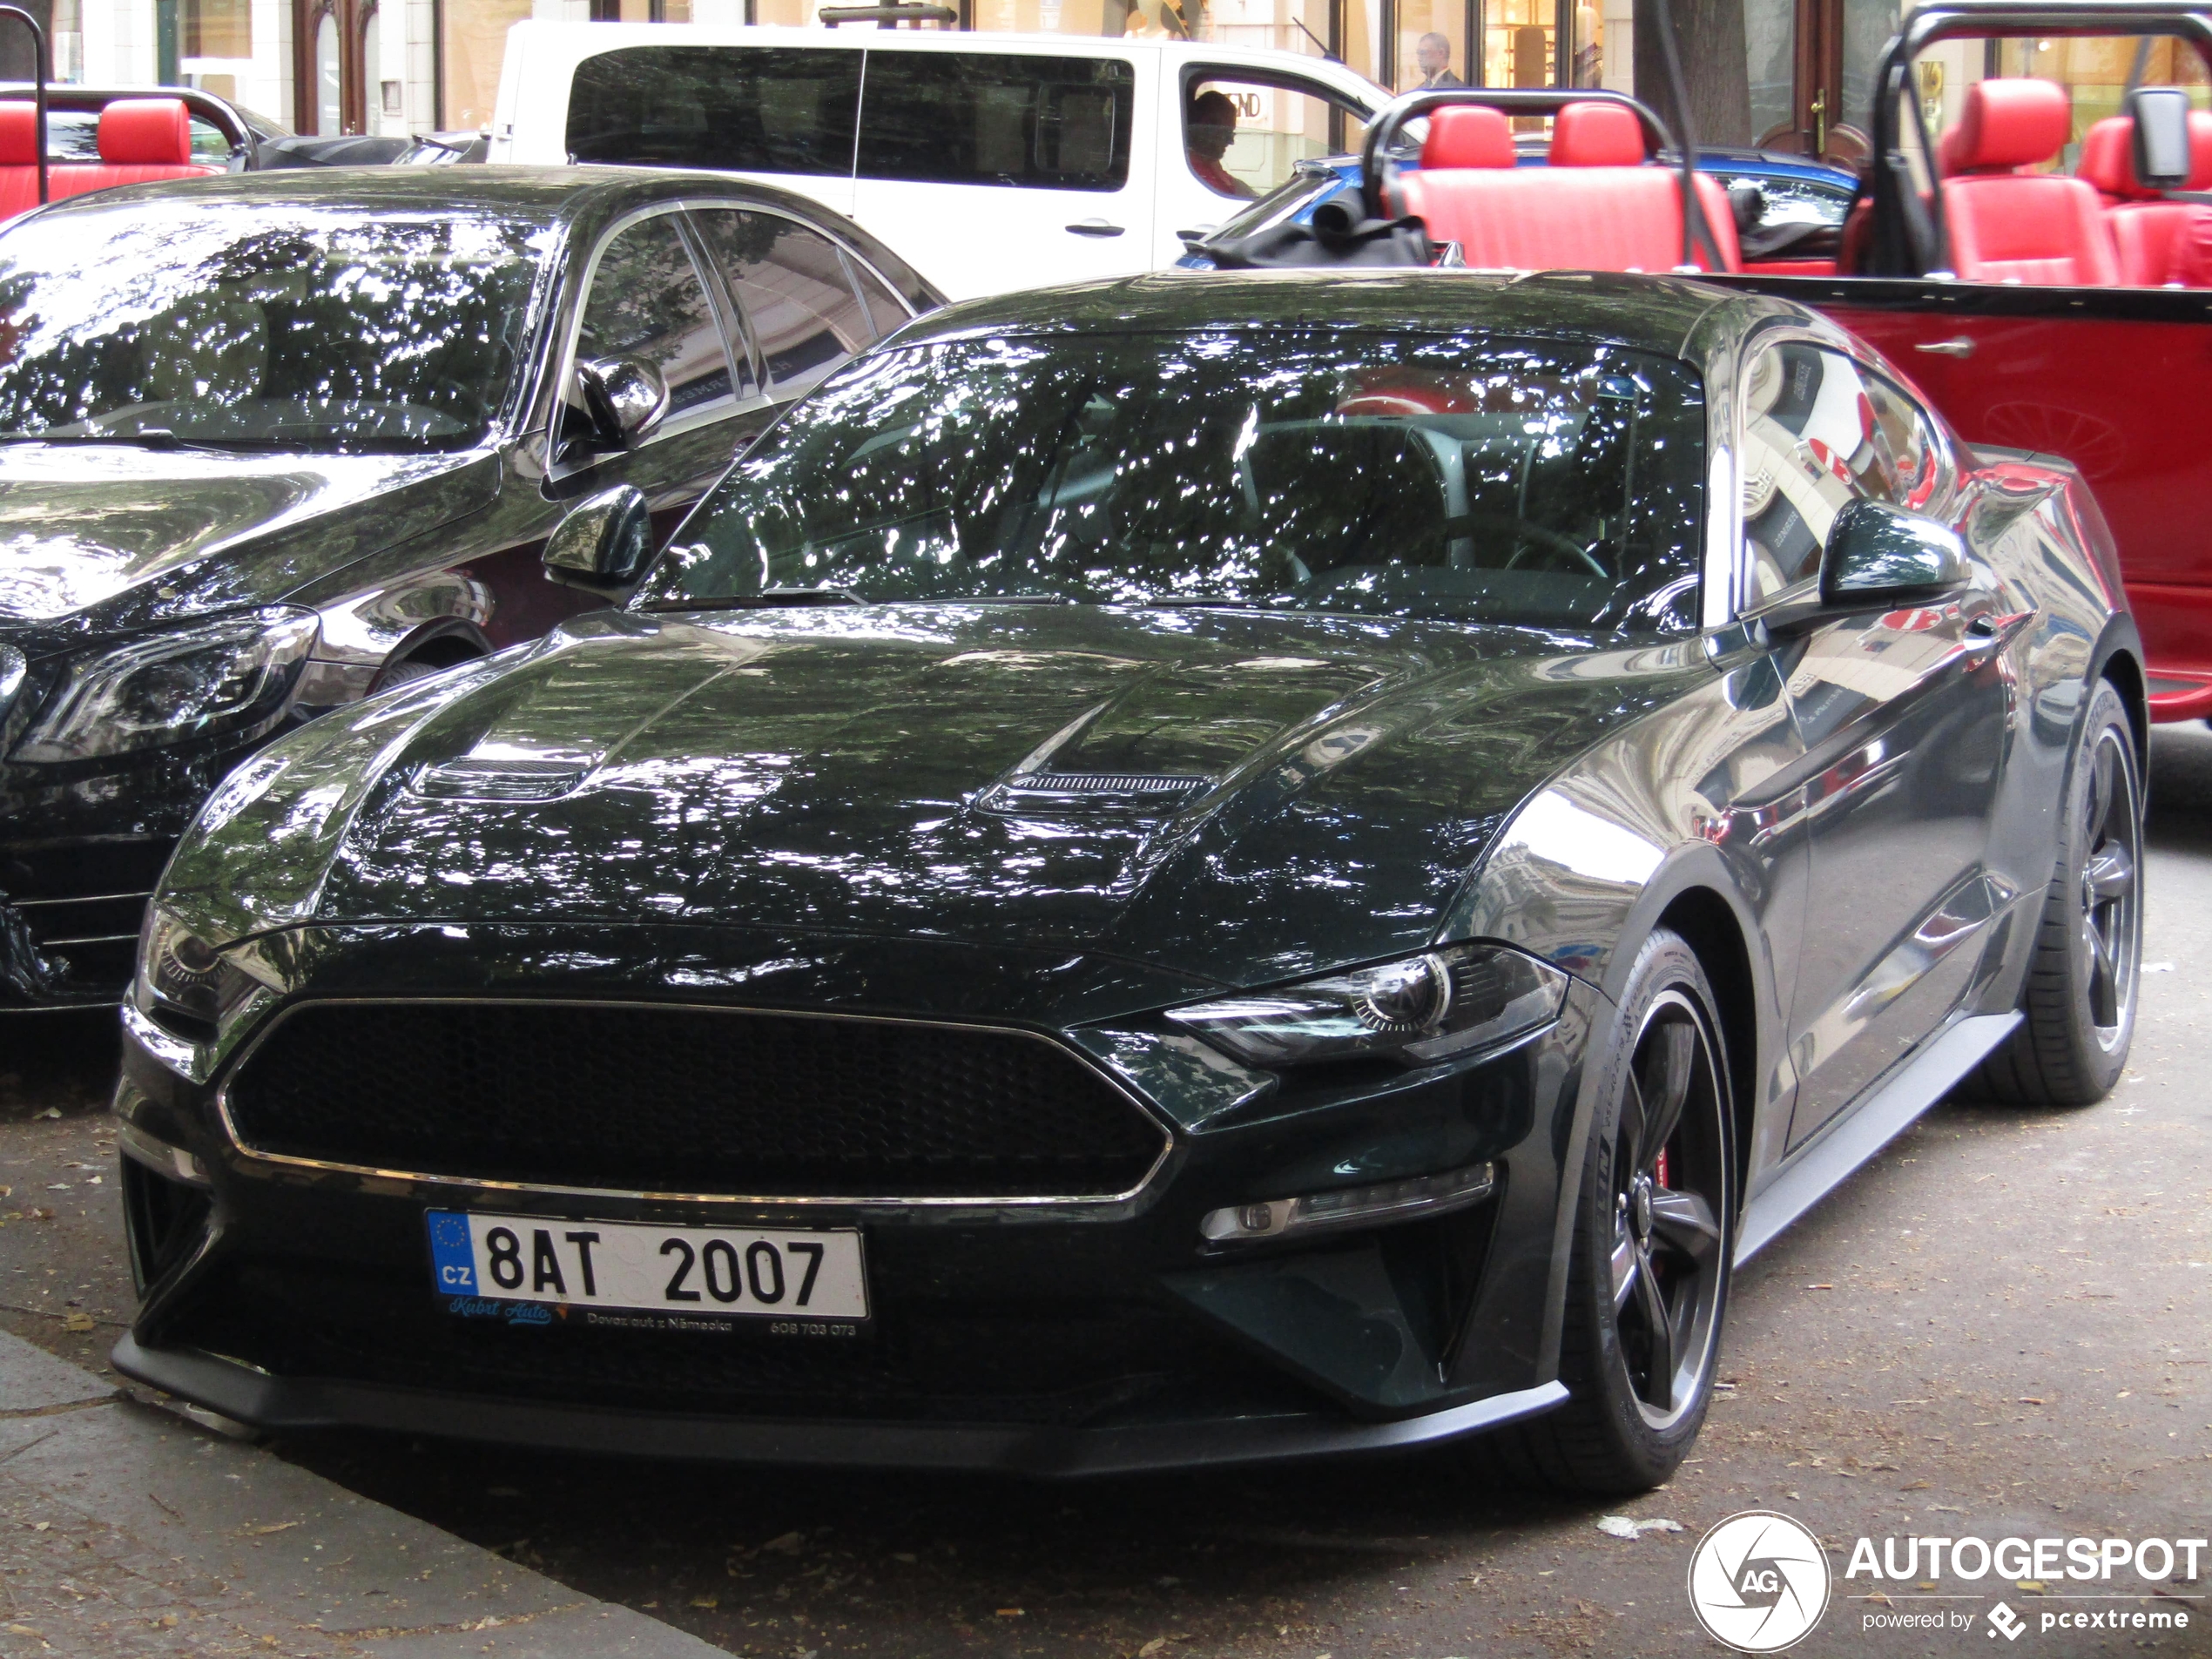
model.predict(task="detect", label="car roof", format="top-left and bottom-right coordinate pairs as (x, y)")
top-left (899, 268), bottom-right (1733, 359)
top-left (3, 164), bottom-right (799, 226)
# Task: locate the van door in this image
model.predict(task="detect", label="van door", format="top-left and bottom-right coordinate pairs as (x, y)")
top-left (848, 47), bottom-right (1149, 300)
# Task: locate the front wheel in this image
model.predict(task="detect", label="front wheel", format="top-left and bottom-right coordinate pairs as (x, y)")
top-left (1471, 928), bottom-right (1735, 1494)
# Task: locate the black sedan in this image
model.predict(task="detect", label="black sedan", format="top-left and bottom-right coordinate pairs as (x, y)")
top-left (110, 271), bottom-right (2144, 1492)
top-left (0, 165), bottom-right (939, 1004)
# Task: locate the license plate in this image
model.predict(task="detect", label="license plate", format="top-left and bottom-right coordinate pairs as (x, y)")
top-left (424, 1210), bottom-right (867, 1322)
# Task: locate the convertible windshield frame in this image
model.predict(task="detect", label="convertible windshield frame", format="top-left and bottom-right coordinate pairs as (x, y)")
top-left (0, 199), bottom-right (563, 456)
top-left (643, 325), bottom-right (1712, 638)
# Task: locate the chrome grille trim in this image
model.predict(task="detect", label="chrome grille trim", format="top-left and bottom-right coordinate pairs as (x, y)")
top-left (212, 996), bottom-right (1178, 1209)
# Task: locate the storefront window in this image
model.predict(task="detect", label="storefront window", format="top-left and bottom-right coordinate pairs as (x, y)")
top-left (442, 0), bottom-right (530, 130)
top-left (1396, 0), bottom-right (1466, 93)
top-left (1990, 34), bottom-right (2211, 160)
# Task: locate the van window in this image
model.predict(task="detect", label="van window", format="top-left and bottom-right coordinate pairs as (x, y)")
top-left (1185, 75), bottom-right (1369, 199)
top-left (694, 211), bottom-right (876, 398)
top-left (856, 53), bottom-right (1134, 191)
top-left (565, 46), bottom-right (861, 176)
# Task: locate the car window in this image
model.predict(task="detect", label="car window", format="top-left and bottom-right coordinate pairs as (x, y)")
top-left (846, 254), bottom-right (911, 342)
top-left (693, 211), bottom-right (875, 399)
top-left (1184, 76), bottom-right (1368, 201)
top-left (573, 212), bottom-right (737, 439)
top-left (564, 45), bottom-right (862, 176)
top-left (643, 331), bottom-right (1708, 637)
top-left (190, 115), bottom-right (234, 165)
top-left (1739, 341), bottom-right (1945, 605)
top-left (855, 52), bottom-right (1134, 192)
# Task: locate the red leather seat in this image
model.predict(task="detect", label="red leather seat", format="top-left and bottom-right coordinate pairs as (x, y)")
top-left (2077, 110), bottom-right (2212, 285)
top-left (1398, 100), bottom-right (1742, 273)
top-left (0, 97), bottom-right (219, 223)
top-left (1939, 78), bottom-right (2120, 285)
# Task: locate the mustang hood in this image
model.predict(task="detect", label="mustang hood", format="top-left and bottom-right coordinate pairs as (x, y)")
top-left (0, 443), bottom-right (490, 626)
top-left (181, 605), bottom-right (1709, 988)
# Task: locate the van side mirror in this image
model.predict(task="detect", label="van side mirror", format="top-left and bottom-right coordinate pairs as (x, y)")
top-left (2129, 86), bottom-right (2194, 190)
top-left (543, 484), bottom-right (654, 590)
top-left (576, 355), bottom-right (669, 451)
top-left (1819, 498), bottom-right (1970, 605)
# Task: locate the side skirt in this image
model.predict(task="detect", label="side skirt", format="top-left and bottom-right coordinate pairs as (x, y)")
top-left (1735, 1011), bottom-right (2021, 1266)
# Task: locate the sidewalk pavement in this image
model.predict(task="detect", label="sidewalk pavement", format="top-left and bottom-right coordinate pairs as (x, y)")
top-left (0, 1331), bottom-right (725, 1658)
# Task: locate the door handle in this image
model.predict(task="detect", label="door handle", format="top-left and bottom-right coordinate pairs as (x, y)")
top-left (1914, 337), bottom-right (1977, 359)
top-left (1066, 219), bottom-right (1124, 237)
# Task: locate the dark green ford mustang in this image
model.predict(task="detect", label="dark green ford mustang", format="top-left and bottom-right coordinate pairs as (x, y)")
top-left (110, 270), bottom-right (2145, 1491)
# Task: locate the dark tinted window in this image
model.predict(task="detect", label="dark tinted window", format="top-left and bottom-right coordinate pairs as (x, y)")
top-left (694, 211), bottom-right (873, 398)
top-left (644, 331), bottom-right (1707, 635)
top-left (856, 53), bottom-right (1133, 191)
top-left (848, 257), bottom-right (910, 341)
top-left (565, 46), bottom-right (860, 176)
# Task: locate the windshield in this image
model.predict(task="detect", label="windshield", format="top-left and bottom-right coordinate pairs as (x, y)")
top-left (0, 203), bottom-right (552, 452)
top-left (645, 329), bottom-right (1707, 634)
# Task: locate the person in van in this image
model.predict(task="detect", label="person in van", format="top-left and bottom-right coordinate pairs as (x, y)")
top-left (1187, 91), bottom-right (1255, 199)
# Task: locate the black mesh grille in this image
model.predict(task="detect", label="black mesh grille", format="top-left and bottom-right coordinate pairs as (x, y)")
top-left (223, 1001), bottom-right (1168, 1198)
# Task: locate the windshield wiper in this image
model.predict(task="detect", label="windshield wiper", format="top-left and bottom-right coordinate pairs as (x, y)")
top-left (0, 430), bottom-right (324, 454)
top-left (641, 587), bottom-right (862, 612)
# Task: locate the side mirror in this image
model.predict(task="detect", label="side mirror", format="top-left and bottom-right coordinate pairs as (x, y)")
top-left (576, 354), bottom-right (669, 451)
top-left (2129, 86), bottom-right (2194, 190)
top-left (543, 484), bottom-right (654, 590)
top-left (1818, 497), bottom-right (1971, 606)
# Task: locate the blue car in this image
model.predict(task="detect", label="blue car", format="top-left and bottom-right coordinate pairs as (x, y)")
top-left (1178, 142), bottom-right (1857, 270)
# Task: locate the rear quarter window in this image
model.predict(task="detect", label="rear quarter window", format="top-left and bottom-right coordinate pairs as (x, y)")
top-left (565, 46), bottom-right (861, 176)
top-left (856, 52), bottom-right (1134, 191)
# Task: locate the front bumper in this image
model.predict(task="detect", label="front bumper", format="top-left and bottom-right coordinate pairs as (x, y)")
top-left (111, 1334), bottom-right (1567, 1475)
top-left (112, 926), bottom-right (1603, 1470)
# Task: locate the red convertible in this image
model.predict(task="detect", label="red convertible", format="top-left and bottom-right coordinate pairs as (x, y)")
top-left (1321, 0), bottom-right (2212, 724)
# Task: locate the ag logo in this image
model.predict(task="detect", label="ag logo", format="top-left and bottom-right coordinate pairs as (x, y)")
top-left (1686, 1510), bottom-right (1831, 1652)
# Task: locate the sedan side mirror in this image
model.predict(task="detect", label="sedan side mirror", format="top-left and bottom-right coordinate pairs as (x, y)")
top-left (543, 484), bottom-right (654, 591)
top-left (577, 354), bottom-right (670, 451)
top-left (1818, 497), bottom-right (1970, 605)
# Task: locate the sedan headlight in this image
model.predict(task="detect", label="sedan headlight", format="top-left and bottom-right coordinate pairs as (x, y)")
top-left (132, 908), bottom-right (264, 1042)
top-left (1165, 943), bottom-right (1568, 1068)
top-left (13, 607), bottom-right (318, 764)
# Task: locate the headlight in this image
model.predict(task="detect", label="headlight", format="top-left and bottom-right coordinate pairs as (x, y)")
top-left (132, 908), bottom-right (263, 1042)
top-left (12, 607), bottom-right (318, 764)
top-left (1165, 943), bottom-right (1568, 1069)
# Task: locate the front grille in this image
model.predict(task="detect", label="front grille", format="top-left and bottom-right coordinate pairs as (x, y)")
top-left (223, 1001), bottom-right (1170, 1198)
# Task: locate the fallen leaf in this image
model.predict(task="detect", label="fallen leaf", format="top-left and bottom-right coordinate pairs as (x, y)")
top-left (29, 1521), bottom-right (51, 1532)
top-left (1595, 1515), bottom-right (1683, 1539)
top-left (2018, 1397), bottom-right (2047, 1406)
top-left (1805, 1283), bottom-right (1834, 1291)
top-left (2018, 1581), bottom-right (2047, 1594)
top-left (995, 1608), bottom-right (1024, 1617)
top-left (36, 1107), bottom-right (59, 1119)
top-left (246, 1521), bottom-right (302, 1536)
top-left (762, 1530), bottom-right (807, 1554)
top-left (689, 1594), bottom-right (718, 1609)
top-left (891, 1552), bottom-right (918, 1564)
top-left (62, 1312), bottom-right (93, 1333)
top-left (1900, 1480), bottom-right (1932, 1492)
top-left (1137, 1642), bottom-right (1170, 1657)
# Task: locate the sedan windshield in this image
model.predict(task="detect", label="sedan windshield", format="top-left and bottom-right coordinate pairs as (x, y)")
top-left (0, 202), bottom-right (552, 452)
top-left (648, 330), bottom-right (1707, 633)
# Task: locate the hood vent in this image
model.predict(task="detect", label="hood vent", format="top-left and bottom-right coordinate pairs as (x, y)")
top-left (980, 771), bottom-right (1209, 811)
top-left (412, 755), bottom-right (587, 802)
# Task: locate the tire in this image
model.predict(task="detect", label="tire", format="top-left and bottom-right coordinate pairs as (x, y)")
top-left (1468, 928), bottom-right (1736, 1494)
top-left (373, 654), bottom-right (460, 693)
top-left (1968, 678), bottom-right (2143, 1106)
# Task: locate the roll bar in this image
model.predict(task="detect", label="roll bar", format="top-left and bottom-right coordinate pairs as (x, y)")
top-left (1359, 86), bottom-right (1723, 272)
top-left (0, 4), bottom-right (46, 206)
top-left (1863, 3), bottom-right (2212, 275)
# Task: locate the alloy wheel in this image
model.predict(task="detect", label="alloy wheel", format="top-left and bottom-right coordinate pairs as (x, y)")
top-left (1608, 988), bottom-right (1730, 1431)
top-left (2077, 724), bottom-right (2141, 1050)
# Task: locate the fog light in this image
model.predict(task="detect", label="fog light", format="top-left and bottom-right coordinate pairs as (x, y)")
top-left (1200, 1161), bottom-right (1495, 1243)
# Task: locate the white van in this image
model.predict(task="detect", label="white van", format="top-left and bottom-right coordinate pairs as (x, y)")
top-left (489, 24), bottom-right (1388, 299)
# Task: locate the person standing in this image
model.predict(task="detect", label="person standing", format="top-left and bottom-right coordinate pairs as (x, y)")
top-left (1414, 32), bottom-right (1464, 88)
